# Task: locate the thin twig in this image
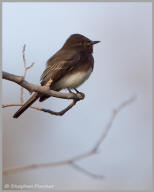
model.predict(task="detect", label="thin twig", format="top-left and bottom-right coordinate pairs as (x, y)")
top-left (70, 162), bottom-right (104, 179)
top-left (41, 99), bottom-right (77, 116)
top-left (20, 45), bottom-right (35, 104)
top-left (92, 95), bottom-right (137, 152)
top-left (2, 99), bottom-right (78, 116)
top-left (2, 104), bottom-right (41, 111)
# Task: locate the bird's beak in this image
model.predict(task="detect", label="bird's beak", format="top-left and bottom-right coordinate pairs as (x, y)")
top-left (91, 41), bottom-right (101, 45)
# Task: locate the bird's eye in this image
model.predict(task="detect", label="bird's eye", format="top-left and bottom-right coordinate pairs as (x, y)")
top-left (87, 41), bottom-right (91, 46)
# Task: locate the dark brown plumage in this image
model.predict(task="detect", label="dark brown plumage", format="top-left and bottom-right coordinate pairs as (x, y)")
top-left (13, 34), bottom-right (100, 118)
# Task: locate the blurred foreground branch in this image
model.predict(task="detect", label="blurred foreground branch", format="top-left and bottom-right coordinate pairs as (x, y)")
top-left (3, 96), bottom-right (136, 178)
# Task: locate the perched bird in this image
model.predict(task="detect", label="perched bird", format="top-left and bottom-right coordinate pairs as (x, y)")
top-left (13, 34), bottom-right (100, 118)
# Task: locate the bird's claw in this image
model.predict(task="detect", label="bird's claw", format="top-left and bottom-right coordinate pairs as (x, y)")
top-left (76, 92), bottom-right (85, 100)
top-left (74, 88), bottom-right (85, 100)
top-left (68, 88), bottom-right (85, 100)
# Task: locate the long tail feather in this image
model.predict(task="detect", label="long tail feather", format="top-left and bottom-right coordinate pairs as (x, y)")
top-left (13, 92), bottom-right (40, 118)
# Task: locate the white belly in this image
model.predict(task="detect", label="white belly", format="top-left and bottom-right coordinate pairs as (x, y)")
top-left (54, 68), bottom-right (92, 90)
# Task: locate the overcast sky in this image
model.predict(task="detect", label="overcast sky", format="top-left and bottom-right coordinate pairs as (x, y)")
top-left (2, 2), bottom-right (152, 191)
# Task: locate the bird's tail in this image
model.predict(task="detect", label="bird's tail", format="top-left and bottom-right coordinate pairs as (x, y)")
top-left (13, 92), bottom-right (40, 118)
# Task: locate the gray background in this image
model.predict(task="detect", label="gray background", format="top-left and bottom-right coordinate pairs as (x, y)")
top-left (2, 2), bottom-right (152, 190)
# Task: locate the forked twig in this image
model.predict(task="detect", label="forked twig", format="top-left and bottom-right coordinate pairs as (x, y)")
top-left (20, 44), bottom-right (34, 104)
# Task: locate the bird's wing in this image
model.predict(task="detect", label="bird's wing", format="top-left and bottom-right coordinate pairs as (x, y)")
top-left (40, 49), bottom-right (81, 86)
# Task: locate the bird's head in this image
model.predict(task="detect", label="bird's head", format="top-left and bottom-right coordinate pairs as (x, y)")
top-left (63, 34), bottom-right (100, 53)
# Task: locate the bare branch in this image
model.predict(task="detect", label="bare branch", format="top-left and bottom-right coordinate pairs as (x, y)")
top-left (2, 71), bottom-right (84, 100)
top-left (3, 96), bottom-right (136, 178)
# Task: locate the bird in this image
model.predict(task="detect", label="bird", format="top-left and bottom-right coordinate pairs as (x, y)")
top-left (13, 34), bottom-right (100, 118)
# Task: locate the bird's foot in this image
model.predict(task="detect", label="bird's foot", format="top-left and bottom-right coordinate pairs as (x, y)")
top-left (67, 88), bottom-right (79, 100)
top-left (74, 88), bottom-right (85, 100)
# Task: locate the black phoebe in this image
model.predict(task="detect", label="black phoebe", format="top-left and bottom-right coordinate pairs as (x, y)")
top-left (13, 34), bottom-right (100, 118)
